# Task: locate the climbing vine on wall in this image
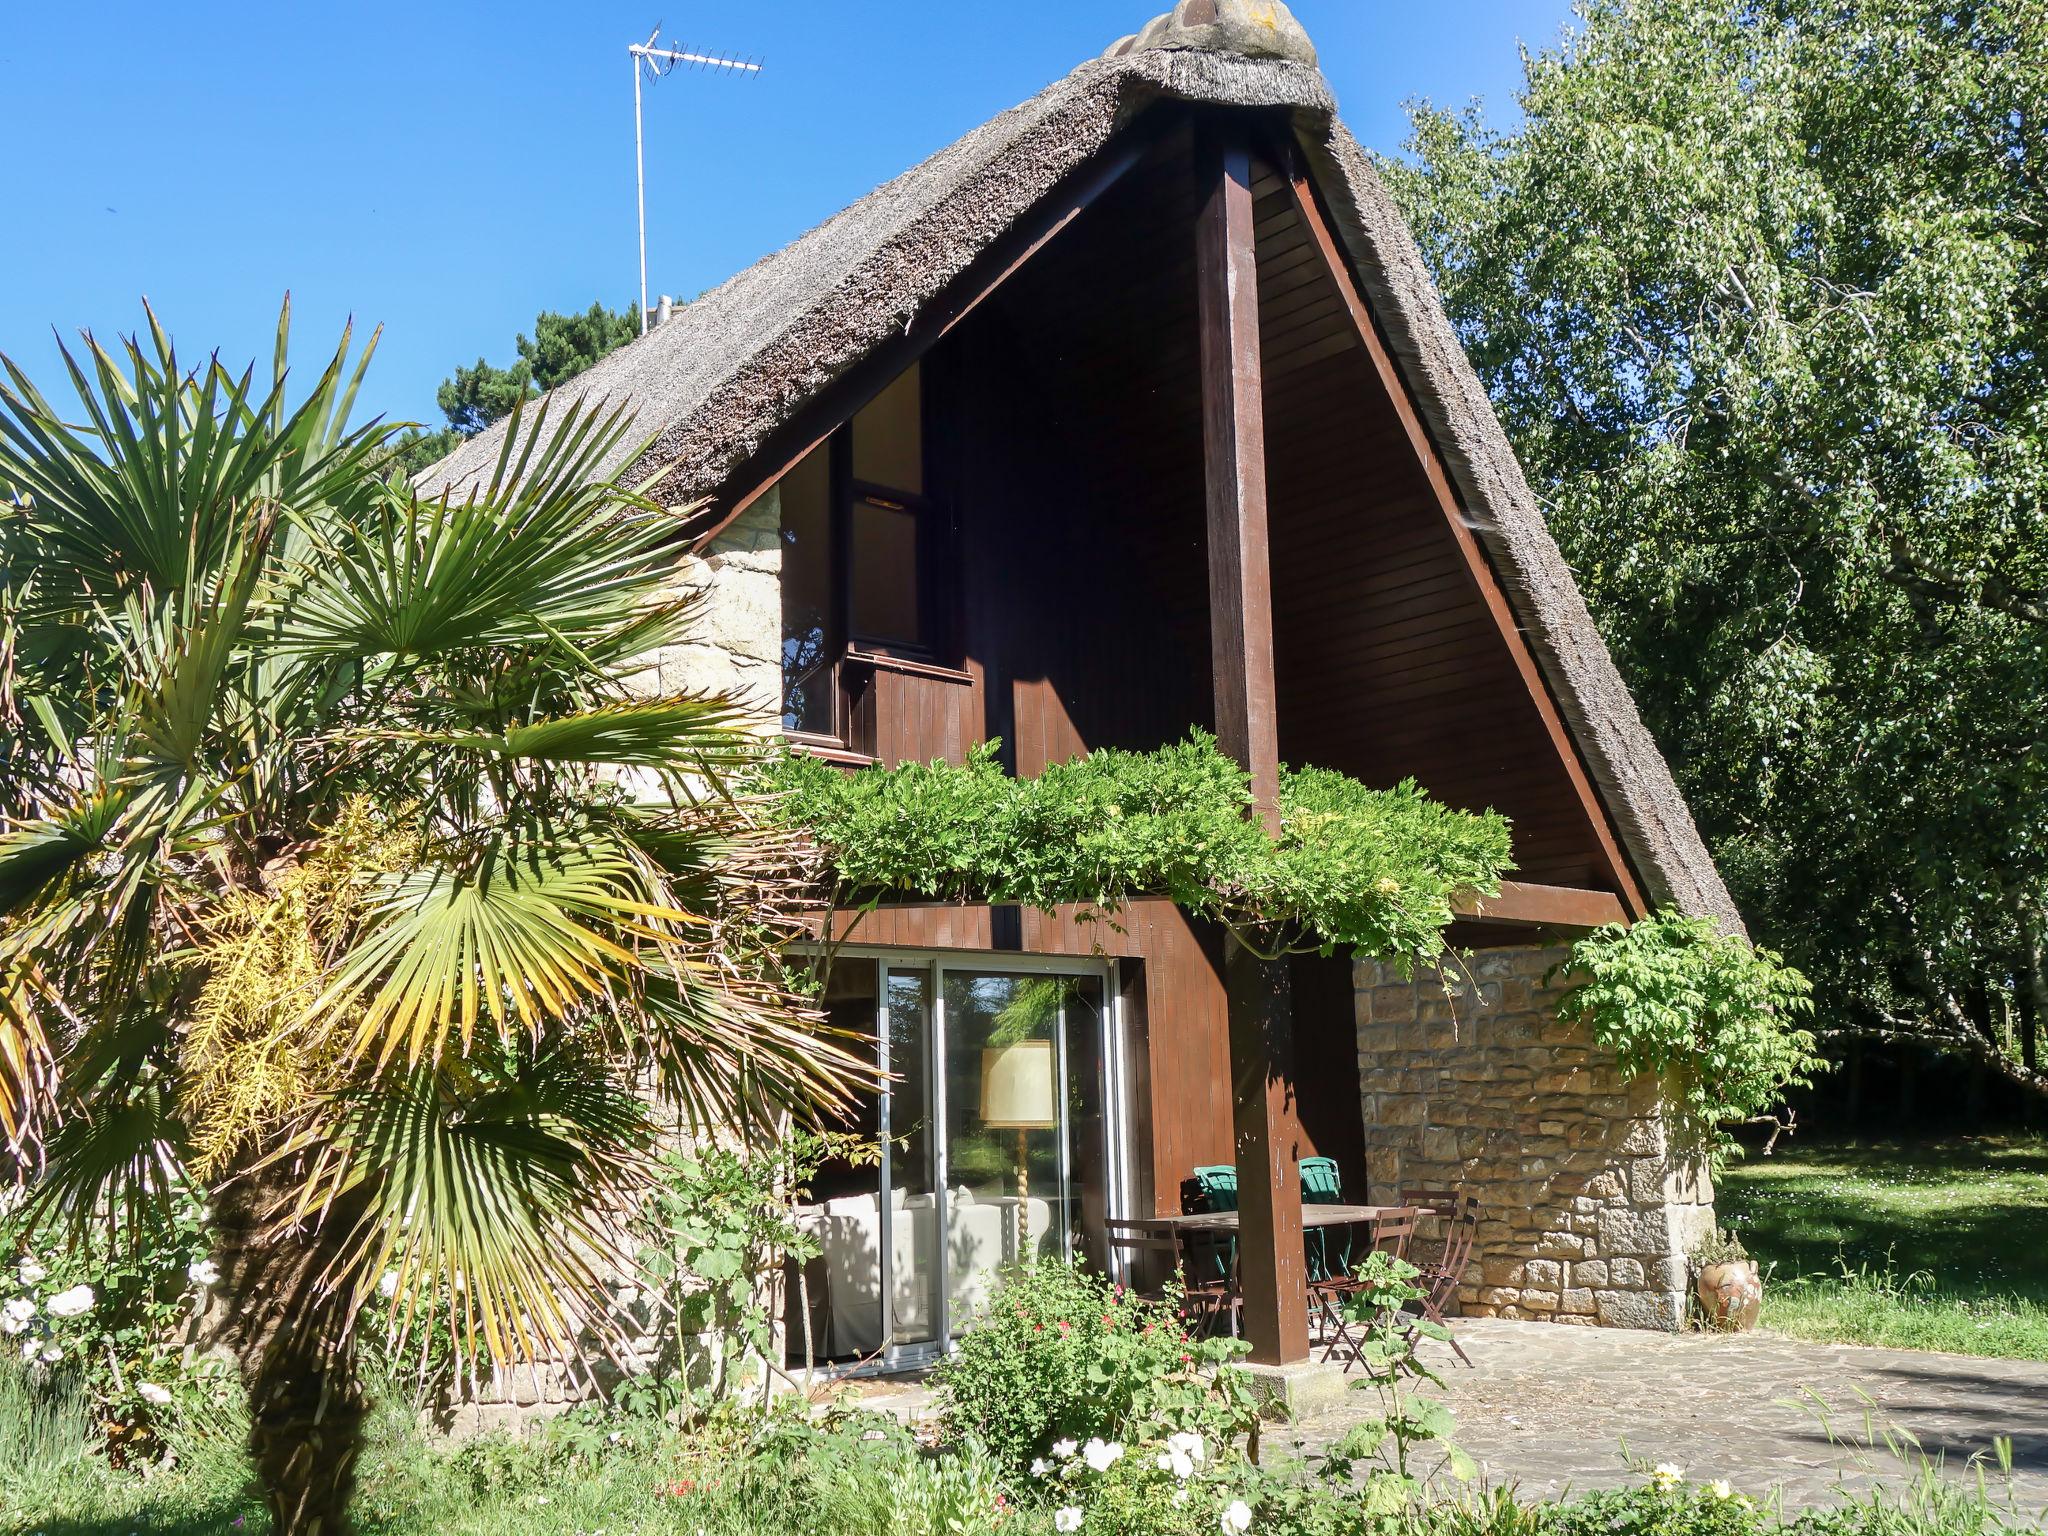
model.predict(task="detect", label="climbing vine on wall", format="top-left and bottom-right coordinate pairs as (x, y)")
top-left (757, 732), bottom-right (1513, 969)
top-left (1552, 911), bottom-right (1821, 1159)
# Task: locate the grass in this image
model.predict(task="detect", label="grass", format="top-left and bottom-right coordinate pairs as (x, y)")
top-left (1716, 1134), bottom-right (2048, 1362)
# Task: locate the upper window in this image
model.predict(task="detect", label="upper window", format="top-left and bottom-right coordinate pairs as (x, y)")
top-left (778, 362), bottom-right (942, 740)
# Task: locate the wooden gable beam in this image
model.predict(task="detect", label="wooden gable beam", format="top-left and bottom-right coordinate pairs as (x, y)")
top-left (1455, 879), bottom-right (1627, 930)
top-left (1277, 145), bottom-right (1650, 920)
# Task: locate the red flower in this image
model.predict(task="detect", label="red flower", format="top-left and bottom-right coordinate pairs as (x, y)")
top-left (1056, 1319), bottom-right (1071, 1332)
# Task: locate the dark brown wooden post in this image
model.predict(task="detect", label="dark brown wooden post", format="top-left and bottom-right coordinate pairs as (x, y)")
top-left (1196, 120), bottom-right (1309, 1367)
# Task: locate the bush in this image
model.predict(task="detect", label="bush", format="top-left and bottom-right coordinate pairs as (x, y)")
top-left (930, 1261), bottom-right (1254, 1479)
top-left (0, 1188), bottom-right (231, 1461)
top-left (1552, 911), bottom-right (1820, 1159)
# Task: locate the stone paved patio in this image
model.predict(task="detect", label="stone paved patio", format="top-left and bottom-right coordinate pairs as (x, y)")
top-left (847, 1320), bottom-right (2048, 1516)
top-left (1282, 1319), bottom-right (2048, 1515)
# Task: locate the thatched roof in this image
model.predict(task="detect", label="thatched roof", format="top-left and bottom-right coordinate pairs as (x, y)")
top-left (420, 7), bottom-right (1742, 931)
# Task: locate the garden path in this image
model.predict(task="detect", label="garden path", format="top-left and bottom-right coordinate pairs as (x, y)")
top-left (1283, 1318), bottom-right (2048, 1514)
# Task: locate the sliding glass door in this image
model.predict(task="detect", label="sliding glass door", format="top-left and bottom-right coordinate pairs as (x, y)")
top-left (792, 953), bottom-right (1123, 1370)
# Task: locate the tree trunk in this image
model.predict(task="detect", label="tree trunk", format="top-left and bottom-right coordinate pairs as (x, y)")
top-left (208, 1166), bottom-right (370, 1535)
top-left (2017, 893), bottom-right (2045, 1076)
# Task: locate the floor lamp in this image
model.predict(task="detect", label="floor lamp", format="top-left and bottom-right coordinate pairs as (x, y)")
top-left (980, 1040), bottom-right (1058, 1262)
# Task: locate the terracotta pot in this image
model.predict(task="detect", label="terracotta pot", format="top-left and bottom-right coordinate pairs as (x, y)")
top-left (1696, 1259), bottom-right (1763, 1331)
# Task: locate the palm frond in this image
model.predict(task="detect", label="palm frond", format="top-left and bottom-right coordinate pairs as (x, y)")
top-left (0, 299), bottom-right (388, 604)
top-left (14, 1042), bottom-right (184, 1244)
top-left (391, 697), bottom-right (762, 775)
top-left (285, 1048), bottom-right (656, 1369)
top-left (278, 398), bottom-right (675, 664)
top-left (310, 828), bottom-right (688, 1068)
top-left (0, 971), bottom-right (55, 1155)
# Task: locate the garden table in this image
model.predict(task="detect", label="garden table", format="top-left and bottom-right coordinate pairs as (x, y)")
top-left (1117, 1204), bottom-right (1426, 1355)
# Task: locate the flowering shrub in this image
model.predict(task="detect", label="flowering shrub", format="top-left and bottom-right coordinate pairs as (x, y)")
top-left (0, 1187), bottom-right (226, 1459)
top-left (1537, 1466), bottom-right (1770, 1536)
top-left (932, 1261), bottom-right (1254, 1480)
top-left (1032, 1429), bottom-right (1264, 1536)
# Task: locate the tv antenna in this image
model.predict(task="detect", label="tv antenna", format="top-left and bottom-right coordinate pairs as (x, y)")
top-left (629, 23), bottom-right (764, 335)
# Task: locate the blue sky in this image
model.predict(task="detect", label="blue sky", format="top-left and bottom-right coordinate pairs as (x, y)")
top-left (3, 1), bottom-right (1572, 429)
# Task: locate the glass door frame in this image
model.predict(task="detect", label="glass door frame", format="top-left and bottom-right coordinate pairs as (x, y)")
top-left (811, 945), bottom-right (1133, 1371)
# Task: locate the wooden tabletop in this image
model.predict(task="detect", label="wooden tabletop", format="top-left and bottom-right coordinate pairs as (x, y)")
top-left (1120, 1203), bottom-right (1423, 1234)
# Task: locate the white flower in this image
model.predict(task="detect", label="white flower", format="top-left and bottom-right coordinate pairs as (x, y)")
top-left (18, 1337), bottom-right (36, 1360)
top-left (45, 1284), bottom-right (94, 1319)
top-left (1, 1297), bottom-right (33, 1334)
top-left (138, 1382), bottom-right (173, 1406)
top-left (16, 1259), bottom-right (46, 1286)
top-left (187, 1259), bottom-right (220, 1289)
top-left (1708, 1481), bottom-right (1734, 1500)
top-left (1649, 1464), bottom-right (1684, 1492)
top-left (1051, 1438), bottom-right (1079, 1461)
top-left (1221, 1499), bottom-right (1253, 1532)
top-left (1172, 1489), bottom-right (1189, 1507)
top-left (1054, 1508), bottom-right (1083, 1533)
top-left (1157, 1447), bottom-right (1197, 1480)
top-left (1082, 1438), bottom-right (1123, 1473)
top-left (1166, 1431), bottom-right (1206, 1466)
top-left (1030, 1458), bottom-right (1052, 1479)
top-left (37, 1340), bottom-right (59, 1363)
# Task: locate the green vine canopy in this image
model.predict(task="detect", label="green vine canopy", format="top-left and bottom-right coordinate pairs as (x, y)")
top-left (757, 733), bottom-right (1514, 968)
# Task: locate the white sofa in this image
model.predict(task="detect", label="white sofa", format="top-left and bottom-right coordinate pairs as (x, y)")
top-left (795, 1186), bottom-right (1056, 1356)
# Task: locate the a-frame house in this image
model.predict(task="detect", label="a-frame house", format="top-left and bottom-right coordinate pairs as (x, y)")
top-left (428, 0), bottom-right (1741, 1371)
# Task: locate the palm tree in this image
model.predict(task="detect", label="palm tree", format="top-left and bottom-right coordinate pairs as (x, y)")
top-left (0, 305), bottom-right (864, 1531)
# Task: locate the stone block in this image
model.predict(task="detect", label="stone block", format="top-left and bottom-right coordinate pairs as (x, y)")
top-left (1595, 1289), bottom-right (1682, 1331)
top-left (1237, 1360), bottom-right (1352, 1424)
top-left (1370, 986), bottom-right (1418, 1022)
top-left (1596, 1207), bottom-right (1670, 1258)
top-left (1420, 1127), bottom-right (1461, 1162)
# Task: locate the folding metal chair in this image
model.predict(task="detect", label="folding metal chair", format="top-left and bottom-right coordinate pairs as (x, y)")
top-left (1102, 1217), bottom-right (1239, 1338)
top-left (1410, 1190), bottom-right (1479, 1366)
top-left (1317, 1209), bottom-right (1415, 1371)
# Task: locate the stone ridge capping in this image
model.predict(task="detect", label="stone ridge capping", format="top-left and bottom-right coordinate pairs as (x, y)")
top-left (1104, 0), bottom-right (1319, 65)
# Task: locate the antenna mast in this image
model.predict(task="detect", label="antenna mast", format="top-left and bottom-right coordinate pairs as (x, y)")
top-left (630, 24), bottom-right (764, 335)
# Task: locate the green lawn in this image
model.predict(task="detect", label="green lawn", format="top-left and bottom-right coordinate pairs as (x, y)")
top-left (1715, 1134), bottom-right (2048, 1361)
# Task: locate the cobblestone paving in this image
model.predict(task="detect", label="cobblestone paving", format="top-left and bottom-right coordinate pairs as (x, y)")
top-left (1281, 1319), bottom-right (2048, 1515)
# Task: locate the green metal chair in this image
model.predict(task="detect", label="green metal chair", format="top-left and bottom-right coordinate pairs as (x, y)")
top-left (1181, 1165), bottom-right (1240, 1336)
top-left (1299, 1156), bottom-right (1345, 1282)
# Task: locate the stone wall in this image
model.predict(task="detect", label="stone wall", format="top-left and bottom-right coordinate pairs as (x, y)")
top-left (1354, 944), bottom-right (1714, 1330)
top-left (633, 489), bottom-right (783, 723)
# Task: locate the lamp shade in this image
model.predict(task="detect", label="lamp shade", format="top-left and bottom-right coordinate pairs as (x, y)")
top-left (980, 1041), bottom-right (1058, 1129)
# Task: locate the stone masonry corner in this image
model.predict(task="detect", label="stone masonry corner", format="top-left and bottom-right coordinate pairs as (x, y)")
top-left (1355, 944), bottom-right (1714, 1330)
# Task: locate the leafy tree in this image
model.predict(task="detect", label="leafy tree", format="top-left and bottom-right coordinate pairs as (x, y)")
top-left (378, 301), bottom-right (641, 480)
top-left (1383, 0), bottom-right (2048, 1096)
top-left (435, 300), bottom-right (639, 438)
top-left (0, 304), bottom-right (862, 1529)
